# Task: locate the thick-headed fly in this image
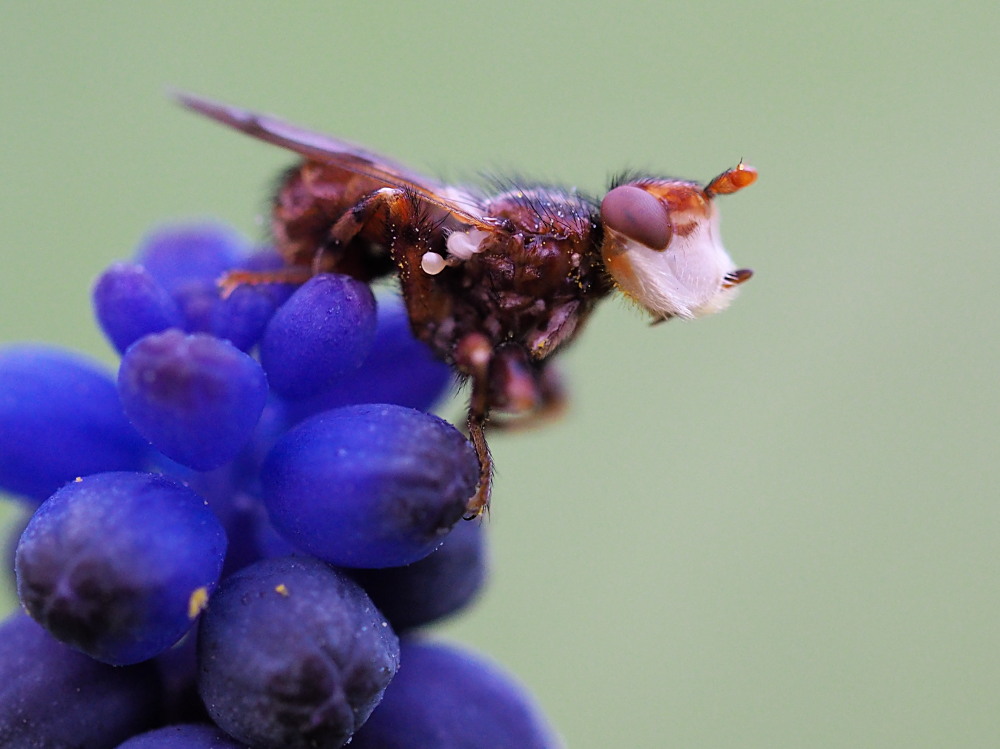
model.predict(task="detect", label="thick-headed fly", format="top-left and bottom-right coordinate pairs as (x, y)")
top-left (175, 92), bottom-right (757, 516)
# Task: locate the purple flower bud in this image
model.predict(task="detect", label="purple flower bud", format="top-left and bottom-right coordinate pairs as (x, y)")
top-left (197, 556), bottom-right (399, 748)
top-left (15, 471), bottom-right (227, 665)
top-left (261, 404), bottom-right (478, 568)
top-left (118, 331), bottom-right (268, 471)
top-left (92, 263), bottom-right (184, 354)
top-left (259, 274), bottom-right (377, 399)
top-left (0, 346), bottom-right (148, 502)
top-left (352, 640), bottom-right (561, 749)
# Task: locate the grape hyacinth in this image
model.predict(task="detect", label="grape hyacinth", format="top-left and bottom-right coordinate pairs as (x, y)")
top-left (0, 223), bottom-right (562, 747)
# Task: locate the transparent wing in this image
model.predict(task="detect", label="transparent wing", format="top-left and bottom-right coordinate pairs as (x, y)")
top-left (173, 91), bottom-right (502, 232)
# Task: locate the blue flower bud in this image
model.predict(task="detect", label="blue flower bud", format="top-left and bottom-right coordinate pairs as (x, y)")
top-left (118, 330), bottom-right (268, 471)
top-left (352, 639), bottom-right (561, 749)
top-left (15, 471), bottom-right (227, 665)
top-left (133, 223), bottom-right (247, 295)
top-left (208, 282), bottom-right (281, 352)
top-left (261, 404), bottom-right (478, 568)
top-left (216, 249), bottom-right (299, 345)
top-left (282, 295), bottom-right (453, 424)
top-left (259, 274), bottom-right (377, 399)
top-left (0, 346), bottom-right (148, 502)
top-left (92, 263), bottom-right (184, 354)
top-left (130, 223), bottom-right (256, 343)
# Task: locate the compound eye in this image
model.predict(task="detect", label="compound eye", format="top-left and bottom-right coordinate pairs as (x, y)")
top-left (600, 185), bottom-right (672, 250)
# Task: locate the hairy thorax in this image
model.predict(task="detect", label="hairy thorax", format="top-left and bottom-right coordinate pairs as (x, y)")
top-left (429, 187), bottom-right (610, 363)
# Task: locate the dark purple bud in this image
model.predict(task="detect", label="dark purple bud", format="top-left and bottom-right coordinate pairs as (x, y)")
top-left (0, 614), bottom-right (162, 747)
top-left (351, 517), bottom-right (487, 631)
top-left (15, 471), bottom-right (227, 665)
top-left (197, 556), bottom-right (399, 749)
top-left (115, 723), bottom-right (249, 748)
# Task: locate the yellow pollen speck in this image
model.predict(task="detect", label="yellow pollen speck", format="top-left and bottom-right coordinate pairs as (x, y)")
top-left (73, 477), bottom-right (83, 483)
top-left (275, 584), bottom-right (289, 597)
top-left (188, 587), bottom-right (209, 619)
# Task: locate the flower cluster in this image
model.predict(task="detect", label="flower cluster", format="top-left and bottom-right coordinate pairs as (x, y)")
top-left (0, 224), bottom-right (560, 748)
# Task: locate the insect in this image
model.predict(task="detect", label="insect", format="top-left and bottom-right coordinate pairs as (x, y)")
top-left (174, 92), bottom-right (757, 516)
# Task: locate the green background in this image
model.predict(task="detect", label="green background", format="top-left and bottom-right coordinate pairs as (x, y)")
top-left (2, 3), bottom-right (998, 747)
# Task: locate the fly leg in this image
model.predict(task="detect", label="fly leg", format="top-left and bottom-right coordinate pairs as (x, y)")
top-left (455, 348), bottom-right (567, 514)
top-left (218, 187), bottom-right (418, 294)
top-left (454, 333), bottom-right (495, 518)
top-left (466, 410), bottom-right (493, 519)
top-left (217, 265), bottom-right (314, 297)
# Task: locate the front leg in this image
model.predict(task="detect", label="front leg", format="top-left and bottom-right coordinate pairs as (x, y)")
top-left (316, 186), bottom-right (421, 278)
top-left (219, 186), bottom-right (417, 293)
top-left (452, 344), bottom-right (567, 515)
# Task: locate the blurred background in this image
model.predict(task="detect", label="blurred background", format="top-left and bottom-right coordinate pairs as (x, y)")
top-left (2, 2), bottom-right (998, 747)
